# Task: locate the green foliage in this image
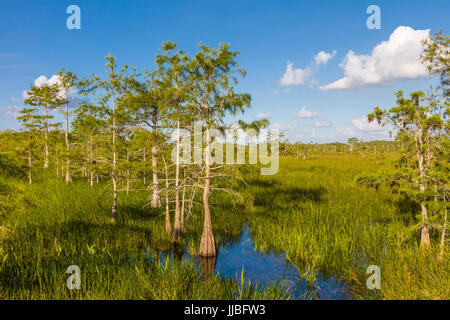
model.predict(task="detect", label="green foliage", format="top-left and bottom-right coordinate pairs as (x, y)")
top-left (1, 37), bottom-right (448, 300)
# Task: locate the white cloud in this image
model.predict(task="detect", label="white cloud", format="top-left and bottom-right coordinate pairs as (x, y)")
top-left (22, 74), bottom-right (79, 107)
top-left (293, 106), bottom-right (319, 119)
top-left (352, 117), bottom-right (386, 132)
top-left (311, 120), bottom-right (331, 128)
top-left (280, 62), bottom-right (313, 86)
top-left (351, 116), bottom-right (395, 140)
top-left (10, 96), bottom-right (21, 102)
top-left (256, 112), bottom-right (271, 120)
top-left (280, 49), bottom-right (336, 87)
top-left (314, 50), bottom-right (336, 65)
top-left (1, 106), bottom-right (21, 118)
top-left (320, 26), bottom-right (430, 91)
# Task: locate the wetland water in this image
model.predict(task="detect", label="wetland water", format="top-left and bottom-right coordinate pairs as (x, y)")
top-left (159, 225), bottom-right (353, 300)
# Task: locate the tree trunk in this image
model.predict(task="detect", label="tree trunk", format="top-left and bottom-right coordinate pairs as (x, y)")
top-left (126, 150), bottom-right (130, 195)
top-left (151, 112), bottom-right (161, 208)
top-left (65, 101), bottom-right (72, 183)
top-left (28, 142), bottom-right (32, 185)
top-left (143, 147), bottom-right (146, 186)
top-left (44, 105), bottom-right (49, 168)
top-left (163, 156), bottom-right (172, 235)
top-left (172, 120), bottom-right (182, 242)
top-left (111, 174), bottom-right (118, 224)
top-left (110, 88), bottom-right (118, 224)
top-left (180, 170), bottom-right (186, 232)
top-left (199, 126), bottom-right (216, 257)
top-left (438, 190), bottom-right (447, 261)
top-left (418, 153), bottom-right (430, 250)
top-left (151, 145), bottom-right (161, 208)
top-left (90, 133), bottom-right (94, 187)
top-left (56, 150), bottom-right (59, 178)
top-left (420, 210), bottom-right (431, 250)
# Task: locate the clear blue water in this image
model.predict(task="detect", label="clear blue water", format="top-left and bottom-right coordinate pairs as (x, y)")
top-left (157, 225), bottom-right (353, 300)
top-left (212, 226), bottom-right (352, 300)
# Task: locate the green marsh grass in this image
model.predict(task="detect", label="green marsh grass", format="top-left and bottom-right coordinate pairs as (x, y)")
top-left (0, 152), bottom-right (448, 299)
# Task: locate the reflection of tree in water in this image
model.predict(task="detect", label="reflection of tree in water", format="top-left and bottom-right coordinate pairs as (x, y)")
top-left (171, 243), bottom-right (185, 261)
top-left (200, 256), bottom-right (217, 281)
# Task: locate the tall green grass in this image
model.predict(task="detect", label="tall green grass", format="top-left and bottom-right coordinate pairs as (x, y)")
top-left (0, 152), bottom-right (448, 299)
top-left (240, 154), bottom-right (449, 299)
top-left (0, 173), bottom-right (284, 299)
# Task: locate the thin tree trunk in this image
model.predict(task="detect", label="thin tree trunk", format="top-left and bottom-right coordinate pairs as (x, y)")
top-left (110, 88), bottom-right (118, 224)
top-left (438, 189), bottom-right (447, 261)
top-left (199, 126), bottom-right (216, 257)
top-left (65, 100), bottom-right (72, 183)
top-left (420, 202), bottom-right (431, 249)
top-left (151, 145), bottom-right (161, 208)
top-left (111, 174), bottom-right (118, 224)
top-left (90, 133), bottom-right (94, 187)
top-left (126, 150), bottom-right (130, 195)
top-left (44, 104), bottom-right (49, 168)
top-left (180, 169), bottom-right (187, 232)
top-left (56, 149), bottom-right (59, 178)
top-left (27, 140), bottom-right (32, 184)
top-left (163, 155), bottom-right (172, 235)
top-left (151, 115), bottom-right (161, 208)
top-left (418, 153), bottom-right (430, 250)
top-left (143, 147), bottom-right (146, 186)
top-left (173, 119), bottom-right (182, 242)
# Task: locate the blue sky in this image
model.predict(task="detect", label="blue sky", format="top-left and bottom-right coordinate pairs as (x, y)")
top-left (0, 0), bottom-right (449, 142)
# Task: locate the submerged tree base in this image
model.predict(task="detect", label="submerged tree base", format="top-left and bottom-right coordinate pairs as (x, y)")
top-left (199, 229), bottom-right (217, 258)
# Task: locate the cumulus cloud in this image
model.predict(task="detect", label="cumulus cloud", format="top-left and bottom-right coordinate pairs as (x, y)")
top-left (314, 50), bottom-right (336, 65)
top-left (22, 74), bottom-right (80, 107)
top-left (280, 62), bottom-right (313, 86)
top-left (280, 49), bottom-right (336, 87)
top-left (293, 106), bottom-right (319, 119)
top-left (23, 75), bottom-right (60, 100)
top-left (351, 116), bottom-right (395, 139)
top-left (256, 112), bottom-right (272, 120)
top-left (320, 26), bottom-right (430, 91)
top-left (352, 117), bottom-right (385, 132)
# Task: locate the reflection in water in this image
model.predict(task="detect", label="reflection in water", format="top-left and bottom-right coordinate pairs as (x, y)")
top-left (157, 225), bottom-right (353, 300)
top-left (213, 226), bottom-right (352, 300)
top-left (199, 256), bottom-right (217, 281)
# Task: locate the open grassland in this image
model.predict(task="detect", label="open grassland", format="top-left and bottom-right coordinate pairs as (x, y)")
top-left (0, 152), bottom-right (448, 299)
top-left (243, 153), bottom-right (449, 299)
